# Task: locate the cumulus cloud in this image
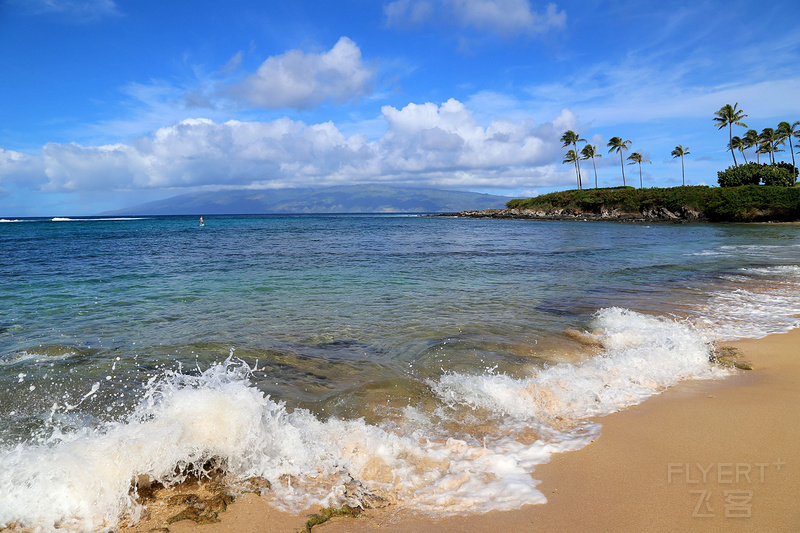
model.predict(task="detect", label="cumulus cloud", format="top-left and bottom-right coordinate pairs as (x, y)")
top-left (0, 148), bottom-right (46, 191)
top-left (229, 37), bottom-right (373, 110)
top-left (381, 99), bottom-right (554, 173)
top-left (385, 0), bottom-right (565, 36)
top-left (19, 99), bottom-right (570, 196)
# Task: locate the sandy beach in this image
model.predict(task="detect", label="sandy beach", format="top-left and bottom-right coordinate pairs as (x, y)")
top-left (128, 329), bottom-right (800, 533)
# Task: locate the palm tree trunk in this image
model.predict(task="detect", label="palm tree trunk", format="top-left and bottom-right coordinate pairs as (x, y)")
top-left (619, 152), bottom-right (626, 186)
top-left (592, 157), bottom-right (598, 189)
top-left (639, 163), bottom-right (643, 189)
top-left (729, 126), bottom-right (738, 166)
top-left (681, 155), bottom-right (685, 186)
top-left (573, 160), bottom-right (580, 189)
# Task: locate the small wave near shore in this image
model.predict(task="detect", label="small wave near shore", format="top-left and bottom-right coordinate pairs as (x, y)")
top-left (0, 308), bottom-right (727, 532)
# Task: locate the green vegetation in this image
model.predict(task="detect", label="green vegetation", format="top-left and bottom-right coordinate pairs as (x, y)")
top-left (717, 162), bottom-right (798, 188)
top-left (626, 152), bottom-right (651, 189)
top-left (580, 144), bottom-right (602, 189)
top-left (714, 103), bottom-right (748, 166)
top-left (302, 504), bottom-right (363, 532)
top-left (506, 185), bottom-right (800, 222)
top-left (713, 104), bottom-right (800, 176)
top-left (561, 130), bottom-right (586, 189)
top-left (550, 103), bottom-right (799, 210)
top-left (607, 136), bottom-right (632, 187)
top-left (671, 145), bottom-right (690, 186)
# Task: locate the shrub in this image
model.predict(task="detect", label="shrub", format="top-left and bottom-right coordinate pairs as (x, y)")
top-left (717, 163), bottom-right (763, 187)
top-left (761, 162), bottom-right (798, 187)
top-left (717, 162), bottom-right (798, 187)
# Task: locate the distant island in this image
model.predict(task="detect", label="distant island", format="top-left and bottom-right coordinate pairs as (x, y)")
top-left (452, 185), bottom-right (800, 223)
top-left (100, 185), bottom-right (510, 216)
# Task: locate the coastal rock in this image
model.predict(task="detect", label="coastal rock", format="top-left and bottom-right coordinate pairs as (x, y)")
top-left (451, 204), bottom-right (707, 222)
top-left (710, 345), bottom-right (753, 370)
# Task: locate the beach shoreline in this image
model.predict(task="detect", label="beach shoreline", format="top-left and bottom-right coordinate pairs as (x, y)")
top-left (126, 329), bottom-right (800, 533)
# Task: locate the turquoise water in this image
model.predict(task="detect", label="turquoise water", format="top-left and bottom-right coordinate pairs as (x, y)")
top-left (1, 215), bottom-right (799, 530)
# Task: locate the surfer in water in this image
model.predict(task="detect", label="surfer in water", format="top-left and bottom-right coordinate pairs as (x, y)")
top-left (200, 216), bottom-right (204, 226)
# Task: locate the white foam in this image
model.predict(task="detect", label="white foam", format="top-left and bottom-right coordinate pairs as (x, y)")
top-left (0, 350), bottom-right (76, 366)
top-left (688, 244), bottom-right (800, 259)
top-left (0, 358), bottom-right (570, 531)
top-left (432, 308), bottom-right (722, 424)
top-left (47, 217), bottom-right (145, 222)
top-left (0, 309), bottom-right (727, 532)
top-left (698, 265), bottom-right (800, 339)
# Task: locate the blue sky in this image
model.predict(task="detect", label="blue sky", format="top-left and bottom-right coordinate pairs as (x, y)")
top-left (1, 0), bottom-right (799, 215)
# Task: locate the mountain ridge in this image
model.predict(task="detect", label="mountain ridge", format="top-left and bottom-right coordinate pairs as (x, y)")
top-left (100, 185), bottom-right (511, 215)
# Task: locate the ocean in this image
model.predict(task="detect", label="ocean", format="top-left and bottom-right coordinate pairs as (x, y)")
top-left (1, 214), bottom-right (799, 531)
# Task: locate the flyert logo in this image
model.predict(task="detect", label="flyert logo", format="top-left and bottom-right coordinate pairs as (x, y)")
top-left (667, 460), bottom-right (788, 519)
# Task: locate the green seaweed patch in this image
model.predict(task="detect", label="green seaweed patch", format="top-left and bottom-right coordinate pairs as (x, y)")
top-left (710, 345), bottom-right (754, 370)
top-left (302, 504), bottom-right (363, 533)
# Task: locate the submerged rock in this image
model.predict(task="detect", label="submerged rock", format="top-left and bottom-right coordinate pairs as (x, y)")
top-left (710, 345), bottom-right (753, 370)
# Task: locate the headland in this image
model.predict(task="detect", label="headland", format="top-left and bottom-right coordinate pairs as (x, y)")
top-left (446, 185), bottom-right (800, 223)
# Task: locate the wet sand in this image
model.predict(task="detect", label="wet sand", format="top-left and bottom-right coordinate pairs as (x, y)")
top-left (138, 329), bottom-right (800, 533)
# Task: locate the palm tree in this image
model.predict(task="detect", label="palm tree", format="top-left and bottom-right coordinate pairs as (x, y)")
top-left (756, 140), bottom-right (771, 163)
top-left (561, 130), bottom-right (586, 190)
top-left (626, 152), bottom-right (651, 189)
top-left (713, 103), bottom-right (748, 166)
top-left (759, 127), bottom-right (784, 164)
top-left (671, 145), bottom-right (690, 186)
top-left (729, 136), bottom-right (748, 164)
top-left (795, 128), bottom-right (800, 173)
top-left (580, 144), bottom-right (602, 189)
top-left (778, 121), bottom-right (800, 173)
top-left (607, 136), bottom-right (632, 186)
top-left (562, 149), bottom-right (581, 189)
top-left (743, 129), bottom-right (760, 164)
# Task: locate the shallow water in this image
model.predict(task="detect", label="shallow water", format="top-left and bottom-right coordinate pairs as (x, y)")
top-left (1, 215), bottom-right (799, 530)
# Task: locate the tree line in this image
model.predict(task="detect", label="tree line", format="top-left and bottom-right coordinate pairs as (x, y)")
top-left (714, 103), bottom-right (799, 168)
top-left (560, 131), bottom-right (678, 190)
top-left (560, 103), bottom-right (799, 190)
top-left (714, 103), bottom-right (799, 187)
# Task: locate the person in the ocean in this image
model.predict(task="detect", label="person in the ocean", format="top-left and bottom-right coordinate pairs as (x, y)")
top-left (200, 216), bottom-right (204, 225)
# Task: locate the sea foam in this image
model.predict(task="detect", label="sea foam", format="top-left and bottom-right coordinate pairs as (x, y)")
top-left (432, 307), bottom-right (722, 424)
top-left (0, 308), bottom-right (722, 532)
top-left (697, 265), bottom-right (800, 339)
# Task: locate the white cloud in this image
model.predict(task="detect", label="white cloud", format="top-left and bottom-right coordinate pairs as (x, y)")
top-left (380, 98), bottom-right (556, 174)
top-left (0, 148), bottom-right (46, 191)
top-left (230, 37), bottom-right (373, 110)
top-left (10, 0), bottom-right (121, 20)
top-left (384, 0), bottom-right (435, 27)
top-left (448, 0), bottom-right (565, 35)
top-left (385, 0), bottom-right (565, 36)
top-left (22, 99), bottom-right (572, 197)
